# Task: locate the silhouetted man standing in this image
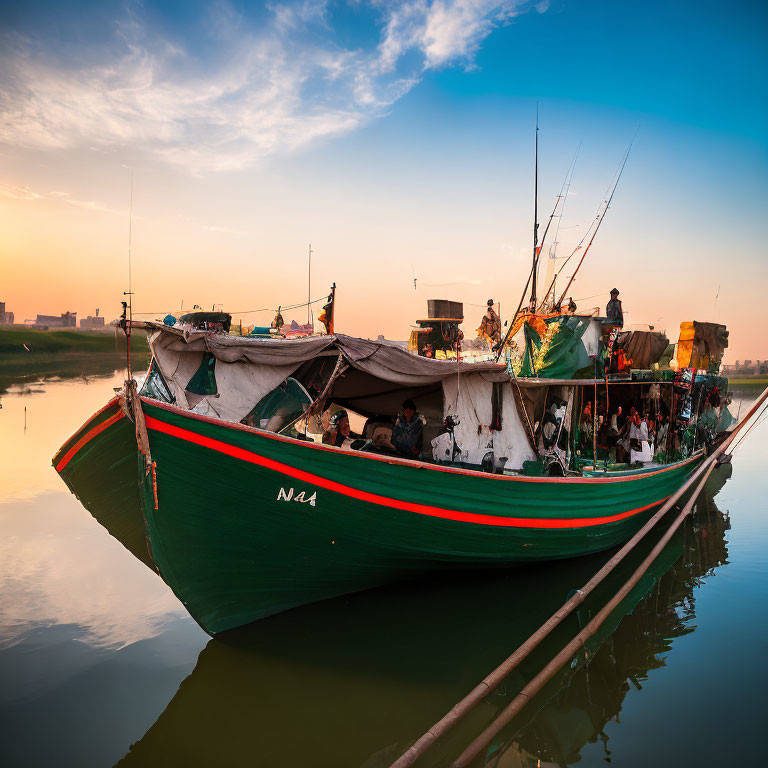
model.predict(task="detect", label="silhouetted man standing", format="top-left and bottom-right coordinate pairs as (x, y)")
top-left (606, 288), bottom-right (624, 327)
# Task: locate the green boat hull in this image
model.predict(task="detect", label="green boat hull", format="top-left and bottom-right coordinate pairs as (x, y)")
top-left (55, 396), bottom-right (703, 635)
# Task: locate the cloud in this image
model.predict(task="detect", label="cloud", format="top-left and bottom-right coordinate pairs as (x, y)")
top-left (0, 182), bottom-right (42, 201)
top-left (0, 180), bottom-right (128, 216)
top-left (203, 224), bottom-right (250, 236)
top-left (0, 1), bottom-right (534, 173)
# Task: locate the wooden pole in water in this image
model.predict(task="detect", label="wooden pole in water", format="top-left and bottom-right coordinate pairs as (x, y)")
top-left (451, 462), bottom-right (718, 768)
top-left (388, 385), bottom-right (768, 768)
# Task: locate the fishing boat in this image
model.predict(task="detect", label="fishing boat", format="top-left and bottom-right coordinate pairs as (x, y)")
top-left (53, 131), bottom-right (735, 636)
top-left (53, 305), bottom-right (732, 635)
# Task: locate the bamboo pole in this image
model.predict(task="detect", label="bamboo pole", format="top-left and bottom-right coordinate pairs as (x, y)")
top-left (388, 385), bottom-right (767, 768)
top-left (451, 461), bottom-right (718, 767)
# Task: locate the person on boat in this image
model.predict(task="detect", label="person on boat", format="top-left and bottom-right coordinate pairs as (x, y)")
top-left (271, 307), bottom-right (284, 332)
top-left (579, 401), bottom-right (594, 452)
top-left (629, 412), bottom-right (652, 463)
top-left (655, 413), bottom-right (669, 457)
top-left (322, 409), bottom-right (350, 447)
top-left (391, 399), bottom-right (424, 459)
top-left (478, 300), bottom-right (501, 345)
top-left (606, 288), bottom-right (624, 327)
top-left (611, 406), bottom-right (630, 463)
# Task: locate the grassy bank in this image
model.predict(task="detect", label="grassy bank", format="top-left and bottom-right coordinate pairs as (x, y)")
top-left (728, 376), bottom-right (768, 385)
top-left (0, 327), bottom-right (149, 393)
top-left (0, 326), bottom-right (145, 355)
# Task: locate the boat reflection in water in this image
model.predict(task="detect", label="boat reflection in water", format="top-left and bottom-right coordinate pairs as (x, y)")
top-left (109, 465), bottom-right (733, 768)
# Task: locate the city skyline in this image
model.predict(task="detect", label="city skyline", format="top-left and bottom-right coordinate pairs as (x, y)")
top-left (1, 0), bottom-right (766, 360)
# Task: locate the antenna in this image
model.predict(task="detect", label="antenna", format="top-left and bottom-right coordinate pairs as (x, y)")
top-left (123, 170), bottom-right (134, 379)
top-left (529, 104), bottom-right (540, 310)
top-left (307, 243), bottom-right (312, 327)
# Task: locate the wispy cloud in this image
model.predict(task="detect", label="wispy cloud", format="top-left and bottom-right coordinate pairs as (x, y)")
top-left (203, 224), bottom-right (250, 236)
top-left (0, 182), bottom-right (42, 201)
top-left (0, 180), bottom-right (128, 216)
top-left (0, 1), bottom-right (534, 173)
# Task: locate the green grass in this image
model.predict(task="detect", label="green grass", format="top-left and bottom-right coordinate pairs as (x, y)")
top-left (728, 376), bottom-right (768, 385)
top-left (0, 326), bottom-right (147, 355)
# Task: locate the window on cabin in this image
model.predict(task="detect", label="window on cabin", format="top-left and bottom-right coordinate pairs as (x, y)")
top-left (186, 353), bottom-right (218, 396)
top-left (140, 358), bottom-right (175, 403)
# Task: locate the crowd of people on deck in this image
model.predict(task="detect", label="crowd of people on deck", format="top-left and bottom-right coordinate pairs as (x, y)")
top-left (579, 400), bottom-right (671, 465)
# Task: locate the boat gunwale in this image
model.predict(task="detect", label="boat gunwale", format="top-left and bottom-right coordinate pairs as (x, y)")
top-left (52, 395), bottom-right (121, 467)
top-left (140, 395), bottom-right (704, 485)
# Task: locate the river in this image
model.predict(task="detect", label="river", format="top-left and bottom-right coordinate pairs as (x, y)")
top-left (0, 365), bottom-right (765, 767)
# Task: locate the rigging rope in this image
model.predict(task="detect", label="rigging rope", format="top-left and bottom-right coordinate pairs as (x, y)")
top-left (131, 294), bottom-right (327, 318)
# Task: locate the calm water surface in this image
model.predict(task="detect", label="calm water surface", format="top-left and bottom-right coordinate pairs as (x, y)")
top-left (0, 367), bottom-right (765, 767)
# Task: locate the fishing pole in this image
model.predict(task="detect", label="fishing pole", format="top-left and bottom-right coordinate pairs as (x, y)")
top-left (535, 143), bottom-right (581, 311)
top-left (555, 132), bottom-right (636, 309)
top-left (492, 145), bottom-right (579, 362)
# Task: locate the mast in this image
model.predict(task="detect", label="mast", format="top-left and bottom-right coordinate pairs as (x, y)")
top-left (529, 106), bottom-right (540, 311)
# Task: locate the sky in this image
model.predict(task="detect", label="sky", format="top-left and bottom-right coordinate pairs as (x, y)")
top-left (0, 0), bottom-right (766, 361)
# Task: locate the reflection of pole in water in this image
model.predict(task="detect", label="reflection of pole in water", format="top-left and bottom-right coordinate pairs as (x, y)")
top-left (24, 406), bottom-right (26, 434)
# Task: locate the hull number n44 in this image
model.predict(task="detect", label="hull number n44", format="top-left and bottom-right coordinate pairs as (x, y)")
top-left (277, 487), bottom-right (317, 507)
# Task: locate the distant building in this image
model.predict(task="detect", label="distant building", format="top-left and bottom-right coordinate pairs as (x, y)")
top-left (35, 311), bottom-right (77, 328)
top-left (80, 308), bottom-right (105, 331)
top-left (0, 301), bottom-right (14, 325)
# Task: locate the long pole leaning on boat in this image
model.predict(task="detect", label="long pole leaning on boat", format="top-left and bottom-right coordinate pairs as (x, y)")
top-left (554, 134), bottom-right (635, 310)
top-left (388, 385), bottom-right (768, 768)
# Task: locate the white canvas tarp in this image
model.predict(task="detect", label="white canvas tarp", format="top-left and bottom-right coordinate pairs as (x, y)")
top-left (441, 374), bottom-right (536, 471)
top-left (149, 329), bottom-right (300, 422)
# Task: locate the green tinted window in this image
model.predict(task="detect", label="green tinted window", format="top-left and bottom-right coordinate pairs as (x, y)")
top-left (186, 353), bottom-right (218, 396)
top-left (140, 359), bottom-right (175, 403)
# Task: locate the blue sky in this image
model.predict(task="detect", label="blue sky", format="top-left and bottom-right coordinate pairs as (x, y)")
top-left (1, 1), bottom-right (766, 357)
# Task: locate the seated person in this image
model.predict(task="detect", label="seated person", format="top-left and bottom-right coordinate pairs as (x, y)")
top-left (322, 409), bottom-right (351, 447)
top-left (579, 402), bottom-right (594, 452)
top-left (363, 401), bottom-right (424, 458)
top-left (390, 399), bottom-right (424, 459)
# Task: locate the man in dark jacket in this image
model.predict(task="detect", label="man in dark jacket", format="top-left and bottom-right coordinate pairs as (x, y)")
top-left (391, 399), bottom-right (424, 459)
top-left (606, 288), bottom-right (624, 327)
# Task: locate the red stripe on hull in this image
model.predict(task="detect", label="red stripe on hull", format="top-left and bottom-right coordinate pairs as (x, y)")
top-left (145, 414), bottom-right (669, 530)
top-left (141, 396), bottom-right (701, 484)
top-left (56, 411), bottom-right (125, 473)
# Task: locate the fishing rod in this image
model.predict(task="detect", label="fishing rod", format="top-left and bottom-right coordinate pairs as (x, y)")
top-left (539, 143), bottom-right (627, 312)
top-left (535, 143), bottom-right (581, 311)
top-left (538, 210), bottom-right (598, 312)
top-left (492, 145), bottom-right (580, 362)
top-left (554, 134), bottom-right (636, 309)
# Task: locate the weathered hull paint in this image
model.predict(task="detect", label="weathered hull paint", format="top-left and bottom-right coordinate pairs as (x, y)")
top-left (54, 396), bottom-right (703, 635)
